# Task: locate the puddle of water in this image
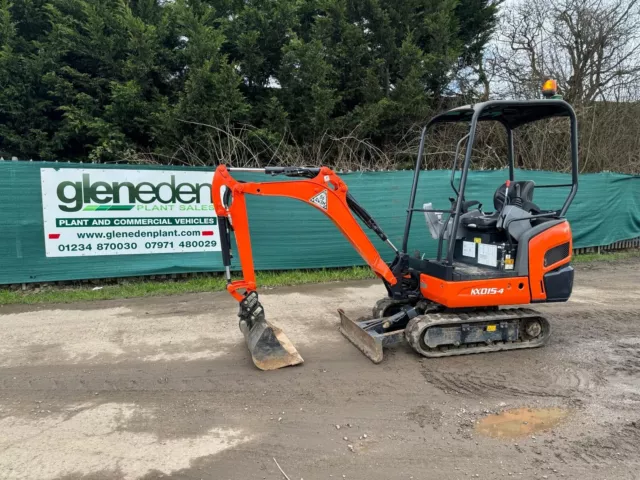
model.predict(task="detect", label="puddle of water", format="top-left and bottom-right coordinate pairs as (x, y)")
top-left (475, 407), bottom-right (570, 438)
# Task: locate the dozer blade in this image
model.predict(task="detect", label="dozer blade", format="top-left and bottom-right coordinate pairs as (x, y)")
top-left (241, 317), bottom-right (304, 371)
top-left (338, 309), bottom-right (405, 364)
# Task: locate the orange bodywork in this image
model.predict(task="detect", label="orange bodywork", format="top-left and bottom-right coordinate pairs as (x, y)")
top-left (419, 274), bottom-right (531, 308)
top-left (212, 165), bottom-right (397, 302)
top-left (419, 220), bottom-right (573, 308)
top-left (528, 220), bottom-right (573, 301)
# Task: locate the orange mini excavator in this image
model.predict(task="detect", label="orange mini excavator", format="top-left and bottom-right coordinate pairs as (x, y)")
top-left (212, 88), bottom-right (579, 371)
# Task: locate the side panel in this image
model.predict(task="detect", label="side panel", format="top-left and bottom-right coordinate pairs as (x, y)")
top-left (419, 274), bottom-right (531, 308)
top-left (529, 221), bottom-right (573, 301)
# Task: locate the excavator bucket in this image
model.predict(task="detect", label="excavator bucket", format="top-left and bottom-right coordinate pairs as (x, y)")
top-left (338, 309), bottom-right (405, 364)
top-left (238, 292), bottom-right (303, 370)
top-left (240, 318), bottom-right (304, 370)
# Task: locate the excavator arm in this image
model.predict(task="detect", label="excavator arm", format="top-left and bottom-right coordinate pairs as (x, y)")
top-left (211, 165), bottom-right (398, 370)
top-left (212, 165), bottom-right (397, 300)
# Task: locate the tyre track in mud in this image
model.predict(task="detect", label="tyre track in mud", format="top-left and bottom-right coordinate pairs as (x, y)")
top-left (421, 303), bottom-right (640, 404)
top-left (422, 365), bottom-right (599, 399)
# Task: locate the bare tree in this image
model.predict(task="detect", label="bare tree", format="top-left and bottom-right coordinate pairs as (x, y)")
top-left (490, 0), bottom-right (640, 103)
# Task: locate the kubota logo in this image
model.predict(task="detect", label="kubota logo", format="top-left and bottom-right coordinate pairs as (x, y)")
top-left (56, 174), bottom-right (212, 212)
top-left (471, 287), bottom-right (505, 295)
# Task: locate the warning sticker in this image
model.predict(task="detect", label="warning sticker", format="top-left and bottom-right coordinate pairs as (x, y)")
top-left (309, 190), bottom-right (328, 210)
top-left (462, 241), bottom-right (476, 258)
top-left (478, 243), bottom-right (498, 267)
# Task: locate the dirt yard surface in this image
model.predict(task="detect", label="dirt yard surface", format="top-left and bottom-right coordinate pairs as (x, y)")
top-left (1, 258), bottom-right (640, 480)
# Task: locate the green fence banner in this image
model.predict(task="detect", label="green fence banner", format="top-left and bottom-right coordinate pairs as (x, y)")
top-left (0, 161), bottom-right (638, 284)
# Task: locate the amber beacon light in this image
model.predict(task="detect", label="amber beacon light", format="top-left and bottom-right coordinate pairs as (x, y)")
top-left (542, 79), bottom-right (558, 98)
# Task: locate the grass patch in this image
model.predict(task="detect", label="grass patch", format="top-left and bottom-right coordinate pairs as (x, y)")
top-left (0, 250), bottom-right (637, 306)
top-left (0, 266), bottom-right (375, 306)
top-left (572, 250), bottom-right (640, 263)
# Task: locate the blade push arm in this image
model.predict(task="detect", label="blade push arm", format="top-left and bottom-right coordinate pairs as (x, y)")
top-left (212, 165), bottom-right (398, 301)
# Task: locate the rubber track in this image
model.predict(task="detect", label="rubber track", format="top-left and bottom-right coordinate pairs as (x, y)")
top-left (405, 308), bottom-right (550, 358)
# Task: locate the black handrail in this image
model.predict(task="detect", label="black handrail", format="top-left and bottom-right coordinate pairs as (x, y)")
top-left (409, 208), bottom-right (454, 213)
top-left (401, 127), bottom-right (427, 253)
top-left (445, 110), bottom-right (479, 264)
top-left (450, 133), bottom-right (469, 196)
top-left (506, 127), bottom-right (515, 181)
top-left (534, 184), bottom-right (573, 188)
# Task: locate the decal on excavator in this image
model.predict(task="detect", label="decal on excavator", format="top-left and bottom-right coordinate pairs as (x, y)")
top-left (309, 190), bottom-right (328, 210)
top-left (471, 287), bottom-right (505, 295)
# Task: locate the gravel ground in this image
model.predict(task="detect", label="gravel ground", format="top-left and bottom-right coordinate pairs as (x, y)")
top-left (1, 258), bottom-right (640, 480)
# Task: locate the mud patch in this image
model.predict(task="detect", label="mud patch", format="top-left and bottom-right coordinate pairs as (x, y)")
top-left (475, 407), bottom-right (570, 438)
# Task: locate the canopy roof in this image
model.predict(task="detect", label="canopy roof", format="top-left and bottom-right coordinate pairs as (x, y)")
top-left (428, 99), bottom-right (574, 129)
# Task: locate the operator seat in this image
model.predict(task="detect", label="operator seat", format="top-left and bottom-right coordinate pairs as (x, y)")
top-left (494, 181), bottom-right (537, 212)
top-left (460, 180), bottom-right (538, 230)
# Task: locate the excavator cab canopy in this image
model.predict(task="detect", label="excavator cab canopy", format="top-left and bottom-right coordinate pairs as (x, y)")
top-left (427, 100), bottom-right (575, 129)
top-left (402, 99), bottom-right (579, 265)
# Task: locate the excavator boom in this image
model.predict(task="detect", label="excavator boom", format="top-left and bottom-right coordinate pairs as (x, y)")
top-left (212, 165), bottom-right (398, 370)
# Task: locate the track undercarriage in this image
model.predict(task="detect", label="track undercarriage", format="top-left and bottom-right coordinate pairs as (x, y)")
top-left (339, 298), bottom-right (550, 363)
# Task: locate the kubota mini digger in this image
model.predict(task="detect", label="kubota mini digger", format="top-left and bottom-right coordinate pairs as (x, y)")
top-left (212, 84), bottom-right (578, 370)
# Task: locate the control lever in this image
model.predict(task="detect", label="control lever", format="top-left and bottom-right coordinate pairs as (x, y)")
top-left (503, 180), bottom-right (511, 206)
top-left (499, 179), bottom-right (512, 230)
